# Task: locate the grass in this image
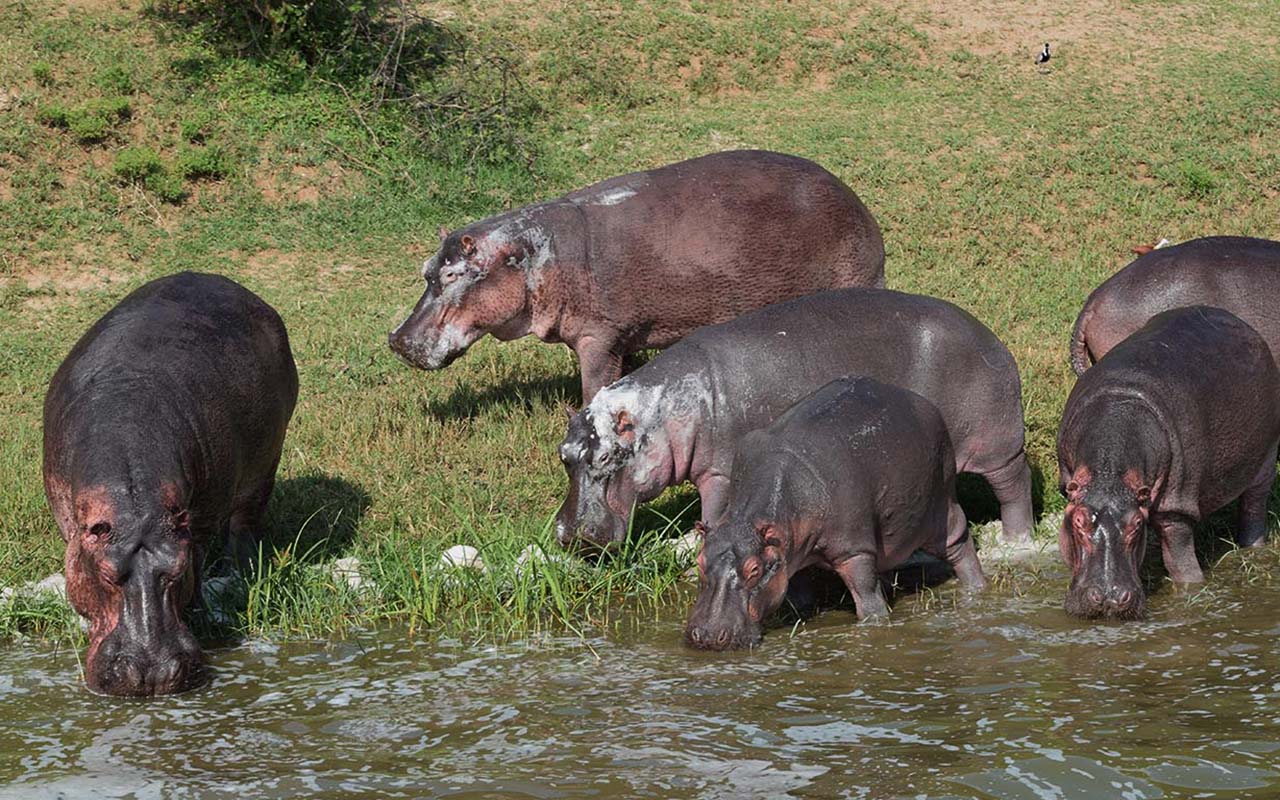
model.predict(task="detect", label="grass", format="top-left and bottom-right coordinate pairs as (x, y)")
top-left (1, 0), bottom-right (1279, 647)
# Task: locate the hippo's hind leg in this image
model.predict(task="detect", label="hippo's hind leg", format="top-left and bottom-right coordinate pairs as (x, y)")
top-left (943, 501), bottom-right (986, 591)
top-left (981, 449), bottom-right (1034, 546)
top-left (1235, 454), bottom-right (1278, 548)
top-left (833, 553), bottom-right (889, 620)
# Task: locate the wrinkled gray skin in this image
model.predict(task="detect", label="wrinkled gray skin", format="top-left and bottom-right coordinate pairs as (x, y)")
top-left (1071, 236), bottom-right (1280, 375)
top-left (555, 288), bottom-right (1032, 552)
top-left (388, 149), bottom-right (885, 403)
top-left (686, 378), bottom-right (986, 650)
top-left (43, 273), bottom-right (297, 696)
top-left (1057, 306), bottom-right (1280, 621)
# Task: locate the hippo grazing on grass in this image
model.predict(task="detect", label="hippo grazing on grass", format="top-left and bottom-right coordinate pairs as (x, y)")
top-left (1070, 236), bottom-right (1280, 374)
top-left (43, 272), bottom-right (298, 696)
top-left (388, 149), bottom-right (885, 402)
top-left (1056, 306), bottom-right (1280, 621)
top-left (555, 288), bottom-right (1033, 551)
top-left (685, 378), bottom-right (985, 650)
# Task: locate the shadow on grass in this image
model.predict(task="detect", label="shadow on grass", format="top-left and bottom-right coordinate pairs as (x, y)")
top-left (424, 372), bottom-right (580, 421)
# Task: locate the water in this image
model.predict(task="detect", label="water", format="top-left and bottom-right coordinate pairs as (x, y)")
top-left (2, 551), bottom-right (1278, 799)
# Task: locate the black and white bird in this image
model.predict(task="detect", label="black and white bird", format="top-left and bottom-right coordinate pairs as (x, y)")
top-left (1035, 42), bottom-right (1051, 64)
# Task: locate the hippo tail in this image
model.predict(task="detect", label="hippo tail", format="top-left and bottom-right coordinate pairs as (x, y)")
top-left (1069, 303), bottom-right (1094, 376)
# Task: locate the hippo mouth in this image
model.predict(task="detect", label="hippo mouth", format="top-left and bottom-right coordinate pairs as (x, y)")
top-left (685, 623), bottom-right (764, 651)
top-left (1063, 586), bottom-right (1148, 621)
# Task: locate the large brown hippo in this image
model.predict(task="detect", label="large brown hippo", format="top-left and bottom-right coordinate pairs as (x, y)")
top-left (555, 288), bottom-right (1033, 551)
top-left (388, 149), bottom-right (885, 402)
top-left (1070, 236), bottom-right (1280, 374)
top-left (43, 272), bottom-right (298, 696)
top-left (1056, 306), bottom-right (1280, 621)
top-left (686, 377), bottom-right (985, 650)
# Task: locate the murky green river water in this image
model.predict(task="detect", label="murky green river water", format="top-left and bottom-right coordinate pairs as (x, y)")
top-left (1, 551), bottom-right (1277, 799)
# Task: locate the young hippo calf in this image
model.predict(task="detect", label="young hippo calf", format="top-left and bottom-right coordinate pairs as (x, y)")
top-left (43, 272), bottom-right (298, 696)
top-left (1057, 306), bottom-right (1280, 621)
top-left (1070, 236), bottom-right (1280, 374)
top-left (556, 288), bottom-right (1032, 551)
top-left (388, 149), bottom-right (884, 402)
top-left (685, 377), bottom-right (985, 650)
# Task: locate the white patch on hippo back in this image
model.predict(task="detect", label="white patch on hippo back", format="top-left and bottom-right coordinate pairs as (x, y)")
top-left (590, 187), bottom-right (637, 206)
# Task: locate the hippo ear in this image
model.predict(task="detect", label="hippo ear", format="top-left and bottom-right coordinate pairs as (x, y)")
top-left (171, 508), bottom-right (190, 533)
top-left (437, 225), bottom-right (449, 242)
top-left (613, 409), bottom-right (636, 445)
top-left (460, 234), bottom-right (476, 256)
top-left (562, 403), bottom-right (576, 421)
top-left (693, 521), bottom-right (709, 537)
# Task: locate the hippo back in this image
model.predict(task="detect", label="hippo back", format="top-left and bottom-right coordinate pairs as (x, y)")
top-left (663, 287), bottom-right (1023, 475)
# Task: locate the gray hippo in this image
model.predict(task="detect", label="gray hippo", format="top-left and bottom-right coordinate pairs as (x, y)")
top-left (1056, 306), bottom-right (1280, 620)
top-left (1070, 236), bottom-right (1280, 374)
top-left (388, 149), bottom-right (885, 402)
top-left (43, 273), bottom-right (298, 696)
top-left (685, 377), bottom-right (985, 650)
top-left (555, 287), bottom-right (1033, 550)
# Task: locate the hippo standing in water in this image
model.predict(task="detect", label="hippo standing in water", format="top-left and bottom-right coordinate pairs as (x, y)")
top-left (43, 273), bottom-right (298, 695)
top-left (685, 378), bottom-right (985, 650)
top-left (555, 288), bottom-right (1033, 551)
top-left (1070, 236), bottom-right (1280, 374)
top-left (1056, 306), bottom-right (1280, 620)
top-left (388, 149), bottom-right (885, 402)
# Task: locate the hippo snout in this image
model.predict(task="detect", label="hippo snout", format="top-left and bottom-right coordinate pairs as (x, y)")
top-left (686, 622), bottom-right (762, 651)
top-left (89, 630), bottom-right (205, 697)
top-left (1065, 583), bottom-right (1146, 621)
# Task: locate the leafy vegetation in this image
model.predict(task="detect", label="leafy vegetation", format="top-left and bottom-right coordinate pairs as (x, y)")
top-left (1, 0), bottom-right (1278, 647)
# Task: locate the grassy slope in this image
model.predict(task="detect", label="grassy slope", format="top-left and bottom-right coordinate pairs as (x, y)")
top-left (1, 0), bottom-right (1278, 641)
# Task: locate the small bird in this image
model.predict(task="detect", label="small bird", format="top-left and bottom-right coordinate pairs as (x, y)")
top-left (1036, 42), bottom-right (1051, 64)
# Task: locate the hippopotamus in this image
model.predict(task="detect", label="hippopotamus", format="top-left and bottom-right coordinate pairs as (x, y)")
top-left (1056, 306), bottom-right (1280, 620)
top-left (685, 377), bottom-right (985, 649)
top-left (555, 287), bottom-right (1033, 551)
top-left (1070, 236), bottom-right (1280, 375)
top-left (388, 149), bottom-right (885, 402)
top-left (43, 272), bottom-right (298, 696)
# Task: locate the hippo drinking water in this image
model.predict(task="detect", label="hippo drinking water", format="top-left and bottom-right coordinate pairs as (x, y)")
top-left (1070, 236), bottom-right (1280, 374)
top-left (43, 273), bottom-right (298, 695)
top-left (388, 149), bottom-right (885, 402)
top-left (685, 378), bottom-right (985, 650)
top-left (555, 288), bottom-right (1033, 551)
top-left (1056, 306), bottom-right (1280, 620)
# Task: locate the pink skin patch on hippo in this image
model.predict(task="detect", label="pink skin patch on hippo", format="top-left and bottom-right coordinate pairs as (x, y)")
top-left (63, 485), bottom-right (123, 669)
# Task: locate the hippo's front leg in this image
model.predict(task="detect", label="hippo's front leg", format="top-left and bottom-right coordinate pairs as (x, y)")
top-left (1157, 514), bottom-right (1205, 584)
top-left (832, 553), bottom-right (889, 619)
top-left (696, 472), bottom-right (731, 525)
top-left (574, 334), bottom-right (625, 405)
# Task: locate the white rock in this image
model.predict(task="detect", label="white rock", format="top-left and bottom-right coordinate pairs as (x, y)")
top-left (329, 556), bottom-right (367, 591)
top-left (439, 545), bottom-right (485, 572)
top-left (668, 530), bottom-right (702, 561)
top-left (30, 573), bottom-right (66, 599)
top-left (514, 543), bottom-right (574, 578)
top-left (0, 586), bottom-right (13, 603)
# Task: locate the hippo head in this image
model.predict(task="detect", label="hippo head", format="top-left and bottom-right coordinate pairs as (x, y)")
top-left (388, 222), bottom-right (546, 370)
top-left (62, 482), bottom-right (203, 696)
top-left (685, 519), bottom-right (790, 650)
top-left (554, 383), bottom-right (676, 553)
top-left (1059, 467), bottom-right (1152, 621)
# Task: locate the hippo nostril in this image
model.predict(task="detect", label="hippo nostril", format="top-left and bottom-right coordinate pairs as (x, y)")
top-left (1114, 589), bottom-right (1133, 607)
top-left (715, 630), bottom-right (730, 647)
top-left (1085, 587), bottom-right (1104, 607)
top-left (688, 627), bottom-right (704, 646)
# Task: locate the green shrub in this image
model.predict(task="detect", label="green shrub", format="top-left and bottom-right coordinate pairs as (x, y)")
top-left (175, 144), bottom-right (229, 179)
top-left (145, 170), bottom-right (187, 202)
top-left (1177, 160), bottom-right (1218, 198)
top-left (32, 61), bottom-right (54, 85)
top-left (35, 104), bottom-right (69, 127)
top-left (112, 146), bottom-right (164, 181)
top-left (179, 110), bottom-right (213, 142)
top-left (95, 64), bottom-right (134, 94)
top-left (39, 97), bottom-right (132, 142)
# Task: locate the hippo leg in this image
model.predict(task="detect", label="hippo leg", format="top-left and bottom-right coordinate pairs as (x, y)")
top-left (943, 501), bottom-right (986, 591)
top-left (227, 476), bottom-right (276, 573)
top-left (833, 553), bottom-right (889, 620)
top-left (1157, 514), bottom-right (1204, 584)
top-left (1235, 455), bottom-right (1277, 548)
top-left (981, 450), bottom-right (1035, 545)
top-left (696, 473), bottom-right (731, 526)
top-left (574, 335), bottom-right (625, 405)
